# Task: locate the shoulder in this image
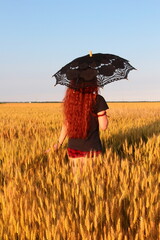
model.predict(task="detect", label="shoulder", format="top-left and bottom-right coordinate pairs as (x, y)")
top-left (96, 95), bottom-right (108, 106)
top-left (94, 94), bottom-right (109, 114)
top-left (96, 94), bottom-right (106, 102)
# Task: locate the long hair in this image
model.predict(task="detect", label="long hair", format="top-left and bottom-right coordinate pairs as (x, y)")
top-left (63, 86), bottom-right (98, 139)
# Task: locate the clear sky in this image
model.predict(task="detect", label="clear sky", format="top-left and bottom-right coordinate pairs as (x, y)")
top-left (0, 0), bottom-right (160, 102)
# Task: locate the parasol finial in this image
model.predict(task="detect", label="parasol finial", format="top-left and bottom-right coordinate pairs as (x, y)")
top-left (89, 51), bottom-right (92, 57)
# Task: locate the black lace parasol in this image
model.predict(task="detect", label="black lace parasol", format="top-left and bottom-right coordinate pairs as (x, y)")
top-left (52, 53), bottom-right (136, 89)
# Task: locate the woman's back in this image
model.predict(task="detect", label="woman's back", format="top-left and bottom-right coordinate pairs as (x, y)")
top-left (68, 94), bottom-right (109, 152)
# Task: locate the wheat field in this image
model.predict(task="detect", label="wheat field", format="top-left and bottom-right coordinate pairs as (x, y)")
top-left (0, 102), bottom-right (160, 240)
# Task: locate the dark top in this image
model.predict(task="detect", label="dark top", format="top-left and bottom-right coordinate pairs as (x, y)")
top-left (68, 95), bottom-right (109, 152)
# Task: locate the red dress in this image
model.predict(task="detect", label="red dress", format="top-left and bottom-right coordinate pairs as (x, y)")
top-left (68, 148), bottom-right (102, 158)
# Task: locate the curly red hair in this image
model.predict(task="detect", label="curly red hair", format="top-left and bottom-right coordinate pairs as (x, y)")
top-left (63, 87), bottom-right (98, 139)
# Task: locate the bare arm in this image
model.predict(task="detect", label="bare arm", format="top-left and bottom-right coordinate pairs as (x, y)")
top-left (54, 123), bottom-right (67, 150)
top-left (45, 123), bottom-right (67, 153)
top-left (97, 110), bottom-right (109, 130)
top-left (58, 123), bottom-right (67, 145)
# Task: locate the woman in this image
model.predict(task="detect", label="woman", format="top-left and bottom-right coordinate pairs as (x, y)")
top-left (53, 86), bottom-right (109, 173)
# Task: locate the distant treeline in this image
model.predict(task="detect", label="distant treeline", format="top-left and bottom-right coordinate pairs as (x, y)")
top-left (0, 101), bottom-right (160, 104)
top-left (0, 101), bottom-right (62, 104)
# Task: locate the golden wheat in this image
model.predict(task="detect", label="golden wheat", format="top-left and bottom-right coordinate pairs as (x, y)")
top-left (0, 102), bottom-right (160, 239)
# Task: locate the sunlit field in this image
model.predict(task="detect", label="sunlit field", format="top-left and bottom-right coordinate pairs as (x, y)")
top-left (0, 102), bottom-right (160, 240)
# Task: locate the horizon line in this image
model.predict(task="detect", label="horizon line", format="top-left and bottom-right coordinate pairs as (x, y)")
top-left (0, 100), bottom-right (160, 104)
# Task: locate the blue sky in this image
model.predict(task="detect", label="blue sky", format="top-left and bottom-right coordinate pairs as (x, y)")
top-left (0, 0), bottom-right (160, 101)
